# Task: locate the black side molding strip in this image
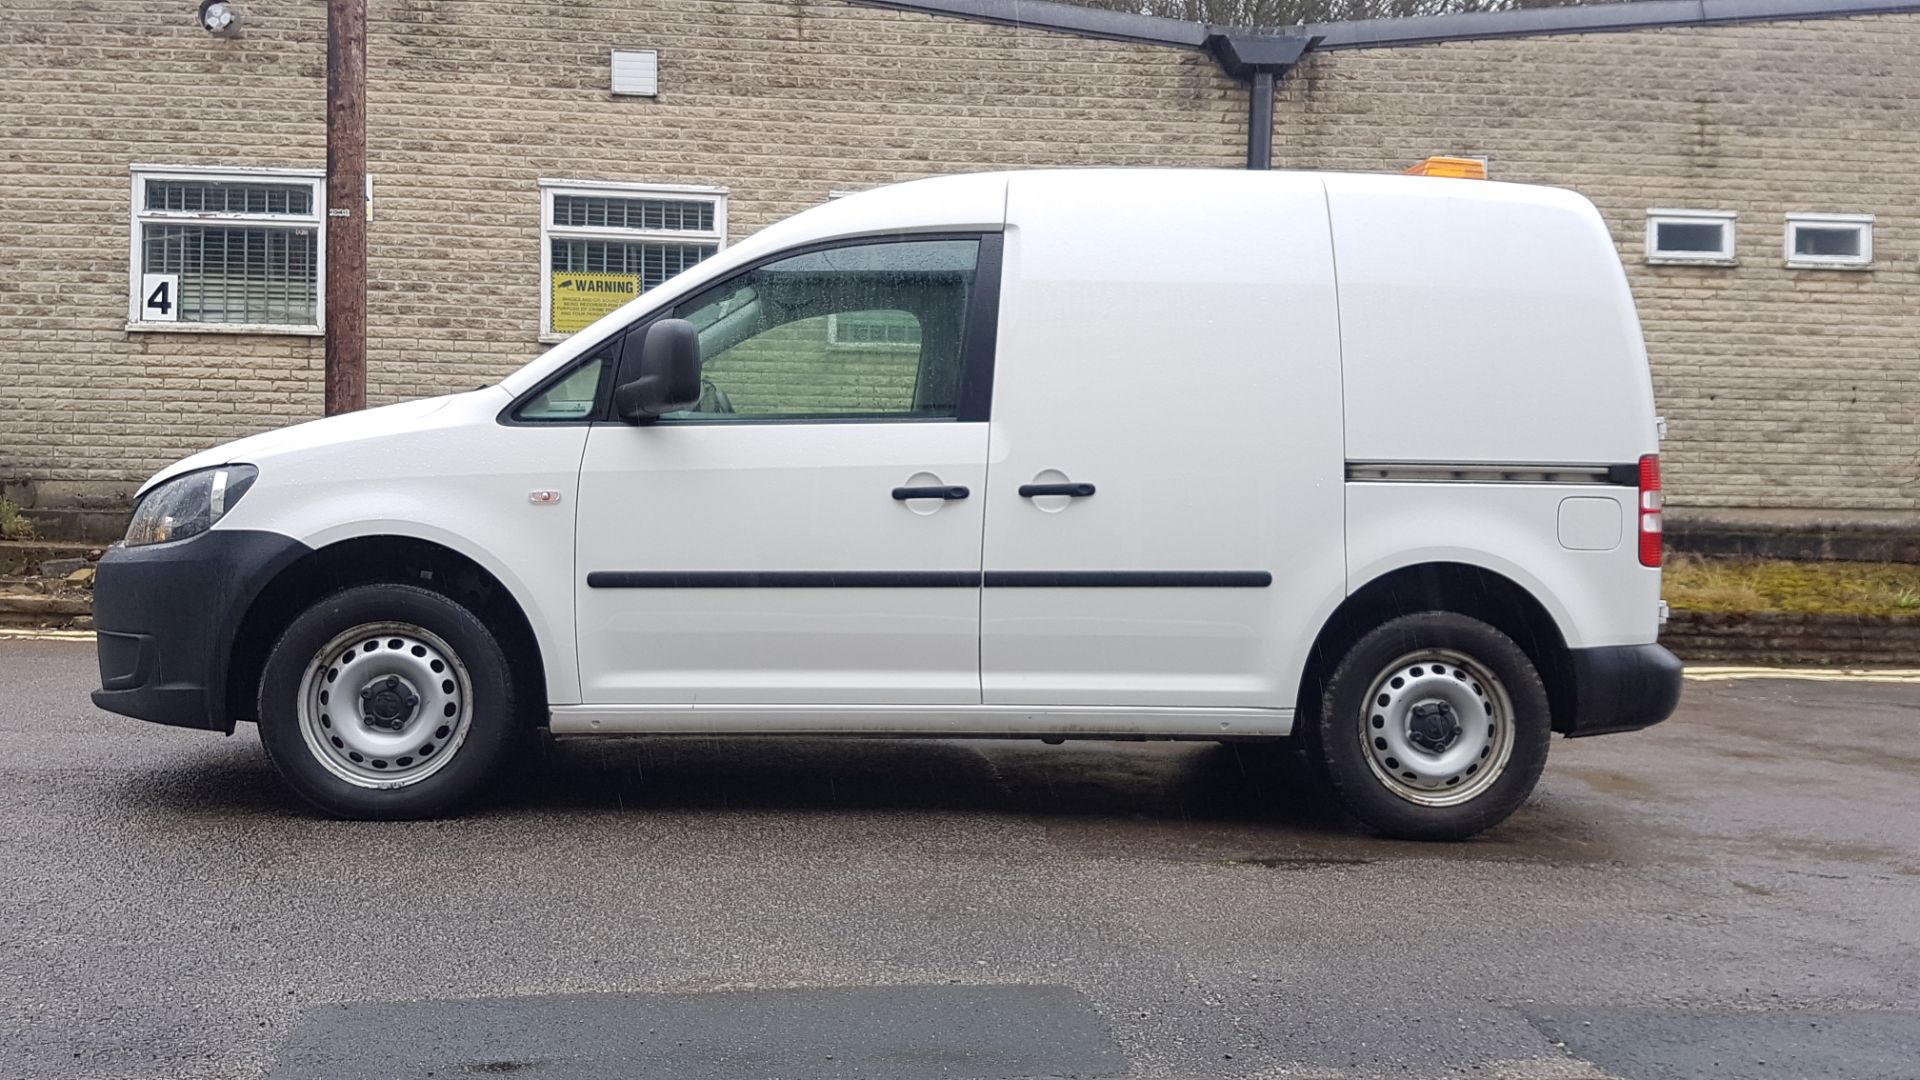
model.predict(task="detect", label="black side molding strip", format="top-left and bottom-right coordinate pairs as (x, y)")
top-left (587, 571), bottom-right (981, 589)
top-left (587, 570), bottom-right (1274, 588)
top-left (987, 570), bottom-right (1272, 588)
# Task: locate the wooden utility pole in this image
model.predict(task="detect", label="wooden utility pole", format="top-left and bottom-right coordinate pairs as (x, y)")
top-left (324, 0), bottom-right (368, 414)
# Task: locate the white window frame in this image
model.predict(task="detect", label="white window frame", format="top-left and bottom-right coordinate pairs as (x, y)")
top-left (1784, 212), bottom-right (1873, 270)
top-left (538, 179), bottom-right (727, 342)
top-left (1645, 208), bottom-right (1737, 266)
top-left (127, 164), bottom-right (326, 335)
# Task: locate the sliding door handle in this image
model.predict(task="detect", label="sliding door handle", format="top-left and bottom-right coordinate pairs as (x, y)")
top-left (1018, 482), bottom-right (1096, 498)
top-left (892, 485), bottom-right (970, 501)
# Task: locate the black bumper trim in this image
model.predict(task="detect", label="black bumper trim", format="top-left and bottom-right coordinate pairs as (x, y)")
top-left (90, 529), bottom-right (312, 733)
top-left (1560, 642), bottom-right (1684, 738)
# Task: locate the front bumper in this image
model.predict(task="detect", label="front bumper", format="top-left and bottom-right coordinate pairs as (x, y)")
top-left (1559, 642), bottom-right (1684, 737)
top-left (90, 529), bottom-right (310, 732)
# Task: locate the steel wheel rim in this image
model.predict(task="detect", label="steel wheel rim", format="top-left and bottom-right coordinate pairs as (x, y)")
top-left (1358, 648), bottom-right (1516, 807)
top-left (295, 621), bottom-right (474, 789)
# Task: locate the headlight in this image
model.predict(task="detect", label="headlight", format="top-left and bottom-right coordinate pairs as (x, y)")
top-left (124, 465), bottom-right (258, 547)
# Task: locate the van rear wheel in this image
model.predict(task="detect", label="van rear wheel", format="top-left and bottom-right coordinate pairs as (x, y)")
top-left (1308, 612), bottom-right (1550, 841)
top-left (256, 583), bottom-right (517, 820)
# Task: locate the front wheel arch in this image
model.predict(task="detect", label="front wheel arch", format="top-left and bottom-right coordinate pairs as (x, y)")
top-left (225, 535), bottom-right (548, 731)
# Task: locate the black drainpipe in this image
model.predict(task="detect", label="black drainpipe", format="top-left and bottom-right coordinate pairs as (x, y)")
top-left (1247, 70), bottom-right (1275, 169)
top-left (1205, 34), bottom-right (1312, 170)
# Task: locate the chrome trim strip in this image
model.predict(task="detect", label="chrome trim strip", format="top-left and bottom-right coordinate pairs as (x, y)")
top-left (1346, 462), bottom-right (1632, 485)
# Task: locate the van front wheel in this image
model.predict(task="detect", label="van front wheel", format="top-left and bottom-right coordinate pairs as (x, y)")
top-left (256, 583), bottom-right (517, 820)
top-left (1308, 612), bottom-right (1550, 841)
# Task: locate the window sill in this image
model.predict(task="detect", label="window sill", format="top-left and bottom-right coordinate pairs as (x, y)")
top-left (1785, 260), bottom-right (1872, 271)
top-left (1645, 256), bottom-right (1737, 268)
top-left (127, 321), bottom-right (323, 337)
top-left (538, 332), bottom-right (572, 345)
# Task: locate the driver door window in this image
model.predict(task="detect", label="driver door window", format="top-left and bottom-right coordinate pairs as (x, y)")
top-left (665, 238), bottom-right (980, 421)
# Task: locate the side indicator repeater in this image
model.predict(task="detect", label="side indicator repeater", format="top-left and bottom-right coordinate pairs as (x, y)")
top-left (528, 490), bottom-right (563, 506)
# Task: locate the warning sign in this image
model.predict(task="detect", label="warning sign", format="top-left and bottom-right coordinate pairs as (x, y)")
top-left (550, 272), bottom-right (641, 334)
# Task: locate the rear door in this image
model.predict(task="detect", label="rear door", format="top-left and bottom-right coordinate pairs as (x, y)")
top-left (978, 172), bottom-right (1345, 709)
top-left (572, 234), bottom-right (1003, 705)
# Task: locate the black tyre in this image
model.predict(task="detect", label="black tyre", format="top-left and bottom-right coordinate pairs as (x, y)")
top-left (1306, 612), bottom-right (1550, 841)
top-left (256, 583), bottom-right (519, 819)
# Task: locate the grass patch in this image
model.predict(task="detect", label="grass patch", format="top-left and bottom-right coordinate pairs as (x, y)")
top-left (1665, 554), bottom-right (1920, 616)
top-left (0, 499), bottom-right (34, 541)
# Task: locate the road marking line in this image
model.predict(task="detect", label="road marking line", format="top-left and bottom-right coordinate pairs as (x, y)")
top-left (0, 628), bottom-right (95, 641)
top-left (1685, 665), bottom-right (1920, 683)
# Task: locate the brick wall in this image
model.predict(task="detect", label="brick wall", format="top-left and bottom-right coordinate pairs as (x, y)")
top-left (1282, 17), bottom-right (1920, 512)
top-left (1, 1), bottom-right (1914, 514)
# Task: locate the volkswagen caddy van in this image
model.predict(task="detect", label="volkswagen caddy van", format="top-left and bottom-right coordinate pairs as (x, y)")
top-left (91, 169), bottom-right (1682, 840)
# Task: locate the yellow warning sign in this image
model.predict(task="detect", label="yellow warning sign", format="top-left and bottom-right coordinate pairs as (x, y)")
top-left (550, 272), bottom-right (641, 333)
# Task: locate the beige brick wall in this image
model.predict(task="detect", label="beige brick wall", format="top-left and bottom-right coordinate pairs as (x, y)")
top-left (1, 1), bottom-right (1914, 514)
top-left (1281, 15), bottom-right (1920, 512)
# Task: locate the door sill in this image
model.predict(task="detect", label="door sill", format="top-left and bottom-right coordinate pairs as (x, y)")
top-left (547, 703), bottom-right (1295, 739)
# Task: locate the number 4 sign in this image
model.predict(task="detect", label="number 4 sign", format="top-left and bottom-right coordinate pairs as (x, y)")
top-left (141, 273), bottom-right (179, 322)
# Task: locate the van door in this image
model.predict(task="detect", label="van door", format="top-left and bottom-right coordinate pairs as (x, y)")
top-left (979, 173), bottom-right (1345, 710)
top-left (574, 235), bottom-right (1002, 705)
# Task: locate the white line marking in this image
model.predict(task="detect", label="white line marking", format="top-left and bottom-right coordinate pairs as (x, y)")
top-left (1685, 666), bottom-right (1920, 684)
top-left (0, 628), bottom-right (96, 641)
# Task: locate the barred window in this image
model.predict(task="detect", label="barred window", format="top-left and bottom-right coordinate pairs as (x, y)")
top-left (129, 167), bottom-right (323, 332)
top-left (540, 180), bottom-right (726, 339)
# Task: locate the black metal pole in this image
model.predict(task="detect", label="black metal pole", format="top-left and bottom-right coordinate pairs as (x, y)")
top-left (1247, 69), bottom-right (1274, 170)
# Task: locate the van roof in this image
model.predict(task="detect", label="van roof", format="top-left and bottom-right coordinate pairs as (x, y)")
top-left (737, 168), bottom-right (1587, 258)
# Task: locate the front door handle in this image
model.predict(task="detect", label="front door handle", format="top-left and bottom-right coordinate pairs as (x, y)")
top-left (892, 485), bottom-right (970, 501)
top-left (1018, 482), bottom-right (1096, 498)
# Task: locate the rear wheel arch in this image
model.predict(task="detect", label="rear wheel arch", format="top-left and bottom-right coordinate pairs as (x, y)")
top-left (1296, 562), bottom-right (1576, 736)
top-left (225, 535), bottom-right (548, 730)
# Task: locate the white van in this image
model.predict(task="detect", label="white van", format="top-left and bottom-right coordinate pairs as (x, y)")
top-left (91, 169), bottom-right (1680, 840)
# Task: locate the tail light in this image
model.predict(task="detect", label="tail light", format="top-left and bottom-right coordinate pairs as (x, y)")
top-left (1638, 454), bottom-right (1663, 567)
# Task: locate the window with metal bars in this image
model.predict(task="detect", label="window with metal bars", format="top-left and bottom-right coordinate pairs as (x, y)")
top-left (551, 194), bottom-right (713, 233)
top-left (540, 180), bottom-right (727, 338)
top-left (130, 167), bottom-right (324, 331)
top-left (548, 238), bottom-right (713, 290)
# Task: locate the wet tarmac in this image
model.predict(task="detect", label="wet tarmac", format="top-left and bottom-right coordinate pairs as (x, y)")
top-left (3, 638), bottom-right (1916, 1079)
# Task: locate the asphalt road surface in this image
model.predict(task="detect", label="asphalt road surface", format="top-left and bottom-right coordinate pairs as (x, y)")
top-left (3, 635), bottom-right (1916, 1080)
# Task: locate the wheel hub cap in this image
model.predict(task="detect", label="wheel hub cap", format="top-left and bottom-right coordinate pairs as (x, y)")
top-left (359, 674), bottom-right (420, 731)
top-left (1406, 699), bottom-right (1461, 753)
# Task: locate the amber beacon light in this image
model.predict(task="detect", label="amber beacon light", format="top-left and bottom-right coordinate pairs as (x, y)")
top-left (1404, 156), bottom-right (1488, 180)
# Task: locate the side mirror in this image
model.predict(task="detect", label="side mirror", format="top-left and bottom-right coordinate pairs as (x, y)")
top-left (613, 319), bottom-right (703, 424)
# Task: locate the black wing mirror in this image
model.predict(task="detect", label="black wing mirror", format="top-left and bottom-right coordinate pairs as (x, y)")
top-left (613, 319), bottom-right (703, 424)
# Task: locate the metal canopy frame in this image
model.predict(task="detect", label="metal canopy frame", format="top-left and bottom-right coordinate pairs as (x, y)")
top-left (855, 0), bottom-right (1920, 52)
top-left (1304, 0), bottom-right (1920, 50)
top-left (847, 0), bottom-right (1920, 167)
